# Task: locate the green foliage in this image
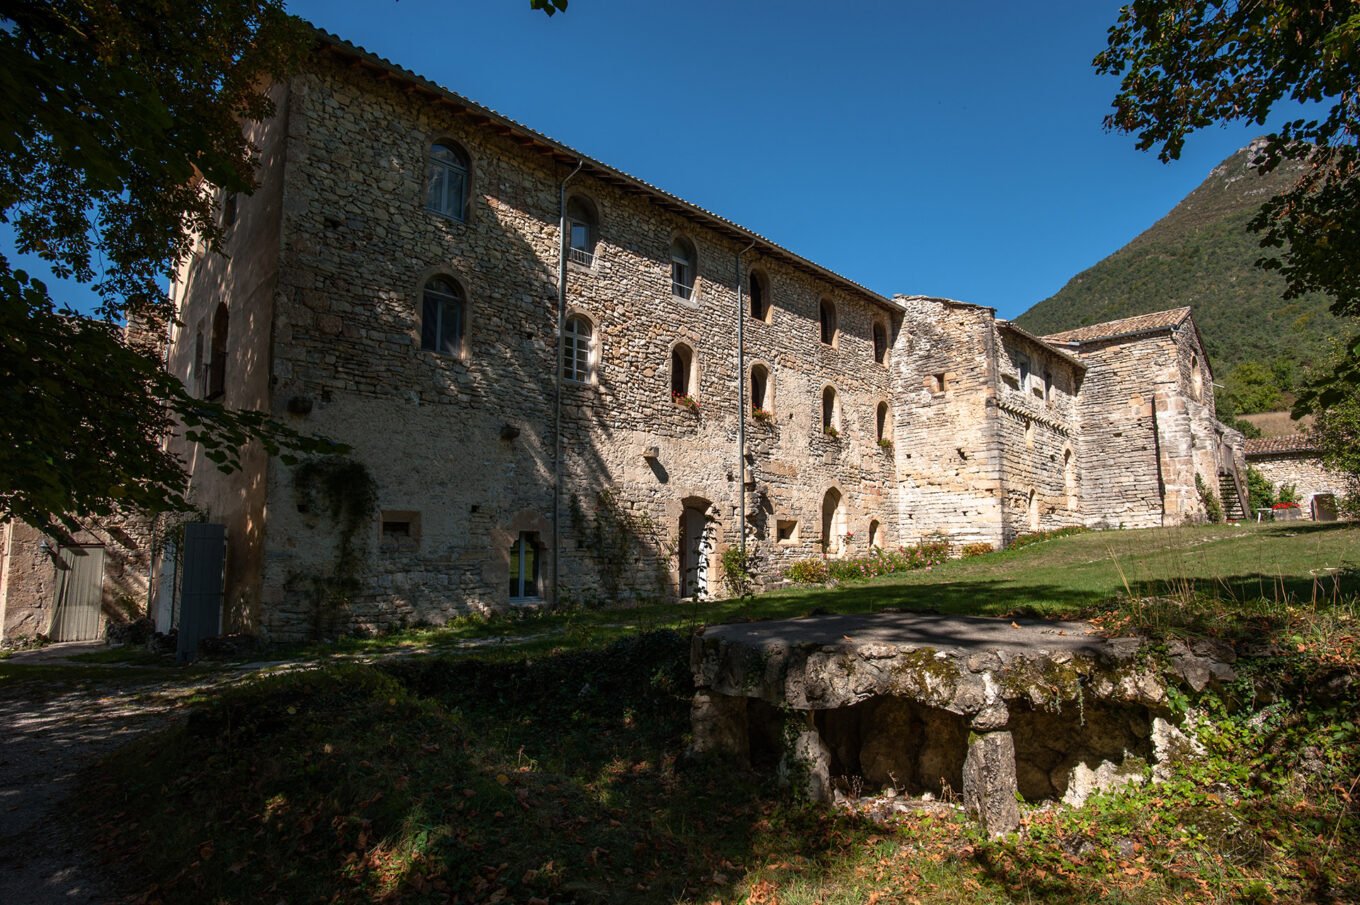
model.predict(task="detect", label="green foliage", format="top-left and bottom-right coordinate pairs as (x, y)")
top-left (0, 3), bottom-right (334, 533)
top-left (1196, 473), bottom-right (1224, 524)
top-left (1016, 146), bottom-right (1337, 377)
top-left (291, 457), bottom-right (378, 637)
top-left (1221, 360), bottom-right (1287, 415)
top-left (784, 558), bottom-right (830, 584)
top-left (786, 540), bottom-right (951, 585)
top-left (1313, 387), bottom-right (1360, 515)
top-left (1093, 1), bottom-right (1360, 410)
top-left (1246, 466), bottom-right (1276, 513)
top-left (720, 545), bottom-right (755, 599)
top-left (1008, 525), bottom-right (1088, 550)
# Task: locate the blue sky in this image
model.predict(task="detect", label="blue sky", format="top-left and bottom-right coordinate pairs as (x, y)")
top-left (4, 1), bottom-right (1300, 321)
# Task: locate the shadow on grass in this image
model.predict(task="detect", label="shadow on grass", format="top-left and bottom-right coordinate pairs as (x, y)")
top-left (79, 634), bottom-right (884, 905)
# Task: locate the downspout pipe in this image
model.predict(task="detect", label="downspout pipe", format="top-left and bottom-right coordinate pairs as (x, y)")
top-left (735, 239), bottom-right (756, 564)
top-left (553, 159), bottom-right (584, 606)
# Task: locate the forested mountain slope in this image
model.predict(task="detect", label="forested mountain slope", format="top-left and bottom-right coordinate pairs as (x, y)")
top-left (1017, 144), bottom-right (1335, 381)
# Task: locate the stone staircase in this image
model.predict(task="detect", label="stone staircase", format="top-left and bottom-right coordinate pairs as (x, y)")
top-left (1219, 472), bottom-right (1247, 521)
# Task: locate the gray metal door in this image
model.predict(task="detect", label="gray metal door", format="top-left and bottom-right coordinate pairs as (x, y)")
top-left (50, 546), bottom-right (105, 641)
top-left (178, 523), bottom-right (225, 663)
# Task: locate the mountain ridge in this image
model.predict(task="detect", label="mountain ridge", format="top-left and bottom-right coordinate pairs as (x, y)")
top-left (1015, 142), bottom-right (1336, 379)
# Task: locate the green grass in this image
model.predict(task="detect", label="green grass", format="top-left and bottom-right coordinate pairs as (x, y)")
top-left (280, 523), bottom-right (1360, 662)
top-left (71, 523), bottom-right (1360, 903)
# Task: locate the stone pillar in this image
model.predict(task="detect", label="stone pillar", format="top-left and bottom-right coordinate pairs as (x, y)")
top-left (687, 691), bottom-right (749, 762)
top-left (962, 730), bottom-right (1020, 836)
top-left (780, 715), bottom-right (832, 803)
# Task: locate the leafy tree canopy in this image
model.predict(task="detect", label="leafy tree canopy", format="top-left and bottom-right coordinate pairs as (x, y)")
top-left (0, 1), bottom-right (326, 536)
top-left (1096, 1), bottom-right (1360, 412)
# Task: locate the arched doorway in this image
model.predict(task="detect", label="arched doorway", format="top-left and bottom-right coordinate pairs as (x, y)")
top-left (821, 488), bottom-right (845, 556)
top-left (678, 500), bottom-right (715, 598)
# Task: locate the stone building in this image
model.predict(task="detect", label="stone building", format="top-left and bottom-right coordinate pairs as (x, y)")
top-left (1245, 435), bottom-right (1350, 521)
top-left (0, 30), bottom-right (1246, 644)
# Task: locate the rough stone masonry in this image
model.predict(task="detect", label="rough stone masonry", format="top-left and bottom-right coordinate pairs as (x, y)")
top-left (690, 611), bottom-right (1234, 834)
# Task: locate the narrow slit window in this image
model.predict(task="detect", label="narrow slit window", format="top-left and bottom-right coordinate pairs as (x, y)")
top-left (509, 532), bottom-right (541, 600)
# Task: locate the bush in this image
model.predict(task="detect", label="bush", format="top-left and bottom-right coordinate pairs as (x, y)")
top-left (785, 558), bottom-right (830, 584)
top-left (784, 539), bottom-right (951, 585)
top-left (1196, 473), bottom-right (1224, 523)
top-left (720, 545), bottom-right (754, 598)
top-left (1009, 525), bottom-right (1088, 550)
top-left (1246, 465), bottom-right (1275, 511)
top-left (960, 542), bottom-right (994, 558)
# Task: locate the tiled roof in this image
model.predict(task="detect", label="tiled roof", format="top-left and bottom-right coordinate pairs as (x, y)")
top-left (309, 27), bottom-right (895, 311)
top-left (1042, 307), bottom-right (1193, 344)
top-left (1245, 435), bottom-right (1319, 456)
top-left (997, 322), bottom-right (1087, 370)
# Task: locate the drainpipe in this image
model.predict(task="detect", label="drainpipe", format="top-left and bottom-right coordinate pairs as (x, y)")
top-left (553, 159), bottom-right (584, 606)
top-left (735, 239), bottom-right (756, 563)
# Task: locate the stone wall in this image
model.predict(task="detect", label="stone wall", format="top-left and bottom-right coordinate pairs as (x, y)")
top-left (0, 514), bottom-right (153, 643)
top-left (994, 327), bottom-right (1083, 541)
top-left (1249, 453), bottom-right (1352, 520)
top-left (162, 81), bottom-right (292, 633)
top-left (891, 298), bottom-right (1004, 548)
top-left (235, 61), bottom-right (899, 638)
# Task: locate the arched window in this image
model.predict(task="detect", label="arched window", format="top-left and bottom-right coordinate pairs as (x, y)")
top-left (876, 401), bottom-right (890, 443)
top-left (671, 343), bottom-right (695, 399)
top-left (566, 196), bottom-right (598, 266)
top-left (421, 276), bottom-right (465, 357)
top-left (1027, 488), bottom-right (1040, 532)
top-left (821, 488), bottom-right (845, 555)
top-left (563, 314), bottom-right (594, 383)
top-left (671, 237), bottom-right (697, 300)
top-left (873, 321), bottom-right (888, 364)
top-left (207, 302), bottom-right (228, 400)
top-left (1190, 353), bottom-right (1203, 401)
top-left (751, 363), bottom-right (770, 414)
top-left (868, 519), bottom-right (881, 549)
top-left (821, 386), bottom-right (839, 434)
top-left (749, 269), bottom-right (770, 321)
top-left (427, 142), bottom-right (470, 221)
top-left (819, 298), bottom-right (837, 346)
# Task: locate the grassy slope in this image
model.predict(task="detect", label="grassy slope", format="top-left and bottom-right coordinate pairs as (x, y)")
top-left (1015, 147), bottom-right (1337, 375)
top-left (77, 524), bottom-right (1360, 904)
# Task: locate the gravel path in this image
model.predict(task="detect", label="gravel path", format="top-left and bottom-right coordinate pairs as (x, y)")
top-left (0, 663), bottom-right (214, 904)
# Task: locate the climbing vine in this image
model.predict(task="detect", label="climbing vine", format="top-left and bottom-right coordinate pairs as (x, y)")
top-left (570, 490), bottom-right (674, 604)
top-left (291, 456), bottom-right (378, 637)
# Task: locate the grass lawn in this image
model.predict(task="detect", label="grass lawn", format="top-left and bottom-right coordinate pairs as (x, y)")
top-left (287, 522), bottom-right (1360, 661)
top-left (75, 523), bottom-right (1360, 903)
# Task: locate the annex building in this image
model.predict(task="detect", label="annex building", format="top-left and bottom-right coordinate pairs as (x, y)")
top-left (0, 30), bottom-right (1248, 644)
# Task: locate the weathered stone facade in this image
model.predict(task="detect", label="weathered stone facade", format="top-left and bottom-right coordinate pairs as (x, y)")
top-left (0, 31), bottom-right (1249, 643)
top-left (1246, 436), bottom-right (1352, 521)
top-left (0, 513), bottom-right (152, 644)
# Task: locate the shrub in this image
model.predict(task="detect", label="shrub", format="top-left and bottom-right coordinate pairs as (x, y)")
top-left (720, 545), bottom-right (754, 598)
top-left (1196, 472), bottom-right (1224, 523)
top-left (784, 539), bottom-right (951, 585)
top-left (1010, 525), bottom-right (1088, 550)
top-left (961, 542), bottom-right (993, 558)
top-left (785, 558), bottom-right (829, 584)
top-left (1276, 482), bottom-right (1300, 504)
top-left (1246, 465), bottom-right (1275, 511)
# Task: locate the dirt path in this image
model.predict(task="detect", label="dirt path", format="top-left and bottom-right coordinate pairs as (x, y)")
top-left (0, 668), bottom-right (216, 904)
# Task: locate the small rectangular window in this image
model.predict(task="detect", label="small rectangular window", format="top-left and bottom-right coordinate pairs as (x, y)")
top-left (776, 520), bottom-right (798, 544)
top-left (1016, 354), bottom-right (1031, 392)
top-left (929, 373), bottom-right (947, 394)
top-left (379, 511), bottom-right (421, 552)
